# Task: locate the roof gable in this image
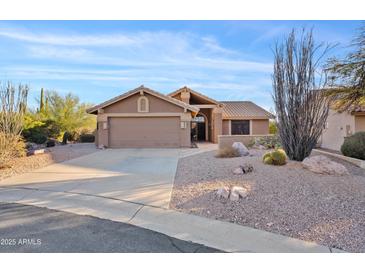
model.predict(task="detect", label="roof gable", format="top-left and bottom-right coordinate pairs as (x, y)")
top-left (168, 86), bottom-right (221, 105)
top-left (87, 86), bottom-right (200, 114)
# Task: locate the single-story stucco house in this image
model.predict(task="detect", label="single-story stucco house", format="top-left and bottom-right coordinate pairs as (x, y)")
top-left (319, 106), bottom-right (365, 151)
top-left (87, 85), bottom-right (274, 148)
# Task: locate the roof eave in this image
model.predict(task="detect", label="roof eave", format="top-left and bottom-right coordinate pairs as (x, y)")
top-left (223, 115), bottom-right (275, 120)
top-left (86, 86), bottom-right (199, 114)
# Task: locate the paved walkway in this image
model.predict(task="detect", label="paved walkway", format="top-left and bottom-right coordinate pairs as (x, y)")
top-left (0, 147), bottom-right (343, 253)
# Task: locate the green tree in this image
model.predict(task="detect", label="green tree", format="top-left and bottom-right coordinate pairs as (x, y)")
top-left (23, 91), bottom-right (96, 143)
top-left (325, 24), bottom-right (365, 111)
top-left (45, 91), bottom-right (96, 138)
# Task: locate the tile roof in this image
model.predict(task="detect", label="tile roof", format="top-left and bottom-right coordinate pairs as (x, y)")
top-left (220, 101), bottom-right (275, 119)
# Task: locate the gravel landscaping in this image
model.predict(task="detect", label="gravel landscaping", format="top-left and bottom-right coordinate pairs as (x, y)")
top-left (170, 149), bottom-right (365, 252)
top-left (0, 143), bottom-right (98, 181)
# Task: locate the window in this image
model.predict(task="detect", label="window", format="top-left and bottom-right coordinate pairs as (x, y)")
top-left (231, 120), bottom-right (250, 135)
top-left (137, 96), bottom-right (149, 112)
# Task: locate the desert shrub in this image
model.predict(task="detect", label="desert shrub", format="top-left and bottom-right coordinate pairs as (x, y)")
top-left (263, 152), bottom-right (271, 161)
top-left (22, 126), bottom-right (48, 144)
top-left (253, 135), bottom-right (281, 149)
top-left (341, 132), bottom-right (365, 160)
top-left (22, 118), bottom-right (61, 144)
top-left (216, 147), bottom-right (240, 158)
top-left (262, 148), bottom-right (287, 165)
top-left (247, 138), bottom-right (256, 148)
top-left (46, 139), bottom-right (56, 147)
top-left (0, 133), bottom-right (26, 168)
top-left (263, 156), bottom-right (273, 165)
top-left (62, 131), bottom-right (71, 145)
top-left (80, 133), bottom-right (95, 143)
top-left (69, 131), bottom-right (80, 142)
top-left (269, 121), bottom-right (278, 134)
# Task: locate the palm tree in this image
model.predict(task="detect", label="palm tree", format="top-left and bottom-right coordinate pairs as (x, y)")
top-left (325, 24), bottom-right (365, 111)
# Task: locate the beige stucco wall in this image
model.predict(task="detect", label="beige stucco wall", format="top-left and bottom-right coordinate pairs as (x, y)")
top-left (212, 108), bottom-right (223, 143)
top-left (218, 134), bottom-right (273, 149)
top-left (355, 115), bottom-right (365, 132)
top-left (104, 93), bottom-right (183, 113)
top-left (251, 119), bottom-right (269, 135)
top-left (320, 109), bottom-right (356, 151)
top-left (222, 120), bottom-right (230, 135)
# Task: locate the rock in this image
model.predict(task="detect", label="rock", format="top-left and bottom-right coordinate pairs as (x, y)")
top-left (98, 144), bottom-right (106, 149)
top-left (231, 186), bottom-right (248, 198)
top-left (229, 191), bottom-right (240, 201)
top-left (302, 155), bottom-right (349, 176)
top-left (216, 187), bottom-right (230, 199)
top-left (232, 142), bottom-right (249, 156)
top-left (232, 167), bottom-right (244, 175)
top-left (26, 149), bottom-right (45, 156)
top-left (267, 222), bottom-right (274, 227)
top-left (241, 164), bottom-right (253, 173)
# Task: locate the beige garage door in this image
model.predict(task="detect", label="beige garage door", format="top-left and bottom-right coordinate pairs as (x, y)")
top-left (109, 117), bottom-right (181, 148)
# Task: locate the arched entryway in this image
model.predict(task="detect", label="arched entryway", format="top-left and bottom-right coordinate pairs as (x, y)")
top-left (191, 113), bottom-right (208, 141)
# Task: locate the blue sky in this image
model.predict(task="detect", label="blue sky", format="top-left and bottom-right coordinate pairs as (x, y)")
top-left (0, 20), bottom-right (361, 110)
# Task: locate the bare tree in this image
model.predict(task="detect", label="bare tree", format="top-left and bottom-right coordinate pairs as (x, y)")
top-left (272, 29), bottom-right (331, 161)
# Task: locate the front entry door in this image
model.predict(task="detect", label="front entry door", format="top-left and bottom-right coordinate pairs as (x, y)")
top-left (191, 114), bottom-right (207, 142)
top-left (197, 122), bottom-right (206, 141)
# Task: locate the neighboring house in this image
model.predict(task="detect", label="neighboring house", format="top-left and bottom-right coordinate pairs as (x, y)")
top-left (87, 85), bottom-right (274, 148)
top-left (320, 106), bottom-right (365, 151)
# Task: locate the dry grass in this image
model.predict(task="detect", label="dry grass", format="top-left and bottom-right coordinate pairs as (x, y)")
top-left (215, 147), bottom-right (240, 158)
top-left (0, 133), bottom-right (26, 169)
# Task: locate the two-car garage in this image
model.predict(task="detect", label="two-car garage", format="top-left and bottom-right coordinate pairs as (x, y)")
top-left (88, 86), bottom-right (198, 148)
top-left (108, 117), bottom-right (181, 148)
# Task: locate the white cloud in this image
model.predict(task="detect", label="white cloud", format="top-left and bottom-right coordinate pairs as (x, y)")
top-left (0, 29), bottom-right (137, 46)
top-left (0, 26), bottom-right (273, 72)
top-left (27, 45), bottom-right (92, 59)
top-left (0, 25), bottom-right (275, 109)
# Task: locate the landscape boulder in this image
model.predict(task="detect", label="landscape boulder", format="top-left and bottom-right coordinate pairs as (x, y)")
top-left (216, 186), bottom-right (249, 201)
top-left (26, 149), bottom-right (45, 156)
top-left (232, 167), bottom-right (244, 175)
top-left (232, 142), bottom-right (249, 156)
top-left (232, 164), bottom-right (253, 175)
top-left (216, 187), bottom-right (230, 199)
top-left (231, 186), bottom-right (248, 198)
top-left (302, 155), bottom-right (349, 176)
top-left (229, 191), bottom-right (240, 201)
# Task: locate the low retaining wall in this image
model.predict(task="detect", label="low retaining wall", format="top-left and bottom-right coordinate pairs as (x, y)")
top-left (218, 134), bottom-right (273, 149)
top-left (313, 149), bottom-right (365, 169)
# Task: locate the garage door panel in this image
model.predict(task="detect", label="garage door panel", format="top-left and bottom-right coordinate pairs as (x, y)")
top-left (109, 117), bottom-right (180, 148)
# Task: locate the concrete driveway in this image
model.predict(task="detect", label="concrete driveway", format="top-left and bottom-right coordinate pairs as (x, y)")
top-left (0, 148), bottom-right (181, 208)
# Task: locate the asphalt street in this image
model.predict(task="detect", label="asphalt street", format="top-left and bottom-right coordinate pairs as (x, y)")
top-left (0, 203), bottom-right (220, 253)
